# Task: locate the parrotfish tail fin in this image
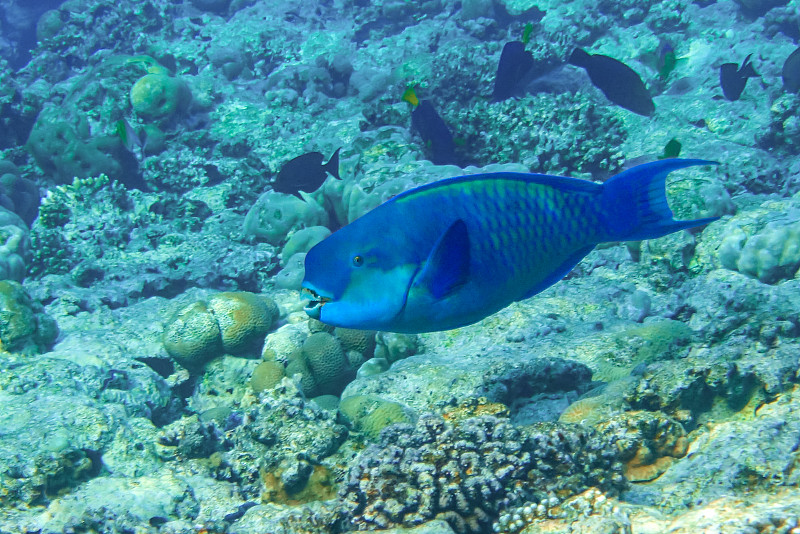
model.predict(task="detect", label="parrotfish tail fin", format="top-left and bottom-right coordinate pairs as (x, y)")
top-left (325, 148), bottom-right (341, 180)
top-left (601, 158), bottom-right (720, 241)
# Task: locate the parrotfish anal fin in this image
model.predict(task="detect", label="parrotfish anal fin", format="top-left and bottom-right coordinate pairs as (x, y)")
top-left (520, 244), bottom-right (595, 300)
top-left (416, 219), bottom-right (471, 299)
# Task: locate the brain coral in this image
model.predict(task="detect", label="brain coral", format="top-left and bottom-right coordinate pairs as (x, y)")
top-left (340, 414), bottom-right (625, 533)
top-left (163, 292), bottom-right (278, 370)
top-left (301, 332), bottom-right (352, 396)
top-left (250, 360), bottom-right (286, 394)
top-left (163, 300), bottom-right (223, 370)
top-left (207, 292), bottom-right (279, 354)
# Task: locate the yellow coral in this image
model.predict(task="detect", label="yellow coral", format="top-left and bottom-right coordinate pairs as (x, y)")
top-left (250, 360), bottom-right (286, 394)
top-left (207, 292), bottom-right (278, 354)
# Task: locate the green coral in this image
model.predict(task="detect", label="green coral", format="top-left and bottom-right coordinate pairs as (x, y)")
top-left (250, 360), bottom-right (286, 394)
top-left (339, 394), bottom-right (416, 440)
top-left (130, 73), bottom-right (192, 119)
top-left (0, 280), bottom-right (58, 355)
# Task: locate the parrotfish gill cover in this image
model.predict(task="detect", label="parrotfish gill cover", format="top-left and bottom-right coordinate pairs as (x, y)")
top-left (302, 159), bottom-right (719, 333)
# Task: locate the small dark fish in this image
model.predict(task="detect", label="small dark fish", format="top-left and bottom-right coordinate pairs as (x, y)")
top-left (658, 43), bottom-right (677, 81)
top-left (658, 138), bottom-right (682, 159)
top-left (273, 148), bottom-right (341, 199)
top-left (411, 99), bottom-right (458, 166)
top-left (782, 47), bottom-right (800, 93)
top-left (569, 48), bottom-right (655, 116)
top-left (492, 41), bottom-right (536, 101)
top-left (719, 54), bottom-right (758, 101)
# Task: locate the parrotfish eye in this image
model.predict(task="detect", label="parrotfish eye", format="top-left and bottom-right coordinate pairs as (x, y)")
top-left (352, 255), bottom-right (364, 267)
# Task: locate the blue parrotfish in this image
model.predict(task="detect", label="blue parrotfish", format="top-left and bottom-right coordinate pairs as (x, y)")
top-left (302, 159), bottom-right (718, 333)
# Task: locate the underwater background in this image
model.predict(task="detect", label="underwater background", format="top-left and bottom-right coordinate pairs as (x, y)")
top-left (1, 0), bottom-right (799, 532)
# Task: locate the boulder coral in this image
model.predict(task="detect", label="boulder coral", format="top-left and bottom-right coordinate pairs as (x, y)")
top-left (0, 207), bottom-right (30, 282)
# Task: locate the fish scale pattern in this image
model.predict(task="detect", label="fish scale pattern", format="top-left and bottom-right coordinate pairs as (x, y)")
top-left (413, 176), bottom-right (602, 295)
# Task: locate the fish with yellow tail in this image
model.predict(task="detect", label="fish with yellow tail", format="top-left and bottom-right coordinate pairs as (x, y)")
top-left (302, 159), bottom-right (718, 333)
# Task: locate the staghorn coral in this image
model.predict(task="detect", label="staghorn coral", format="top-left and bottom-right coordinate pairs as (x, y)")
top-left (340, 413), bottom-right (626, 532)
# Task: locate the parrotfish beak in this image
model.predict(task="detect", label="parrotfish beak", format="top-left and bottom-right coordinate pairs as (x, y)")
top-left (301, 285), bottom-right (332, 320)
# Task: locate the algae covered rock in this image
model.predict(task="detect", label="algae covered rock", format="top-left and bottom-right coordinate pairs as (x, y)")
top-left (26, 106), bottom-right (124, 184)
top-left (0, 280), bottom-right (58, 354)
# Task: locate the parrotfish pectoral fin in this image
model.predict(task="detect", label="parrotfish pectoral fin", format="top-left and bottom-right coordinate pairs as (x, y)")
top-left (415, 219), bottom-right (470, 299)
top-left (602, 158), bottom-right (720, 241)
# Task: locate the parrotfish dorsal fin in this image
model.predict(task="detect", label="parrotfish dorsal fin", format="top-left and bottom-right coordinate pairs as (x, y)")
top-left (416, 219), bottom-right (470, 299)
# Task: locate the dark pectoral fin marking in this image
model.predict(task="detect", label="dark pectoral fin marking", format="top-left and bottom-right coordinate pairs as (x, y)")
top-left (416, 219), bottom-right (471, 299)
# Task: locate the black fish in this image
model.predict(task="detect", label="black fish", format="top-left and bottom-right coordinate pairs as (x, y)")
top-left (569, 48), bottom-right (655, 116)
top-left (493, 41), bottom-right (536, 101)
top-left (273, 148), bottom-right (341, 199)
top-left (719, 54), bottom-right (758, 101)
top-left (782, 47), bottom-right (800, 93)
top-left (411, 100), bottom-right (458, 166)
